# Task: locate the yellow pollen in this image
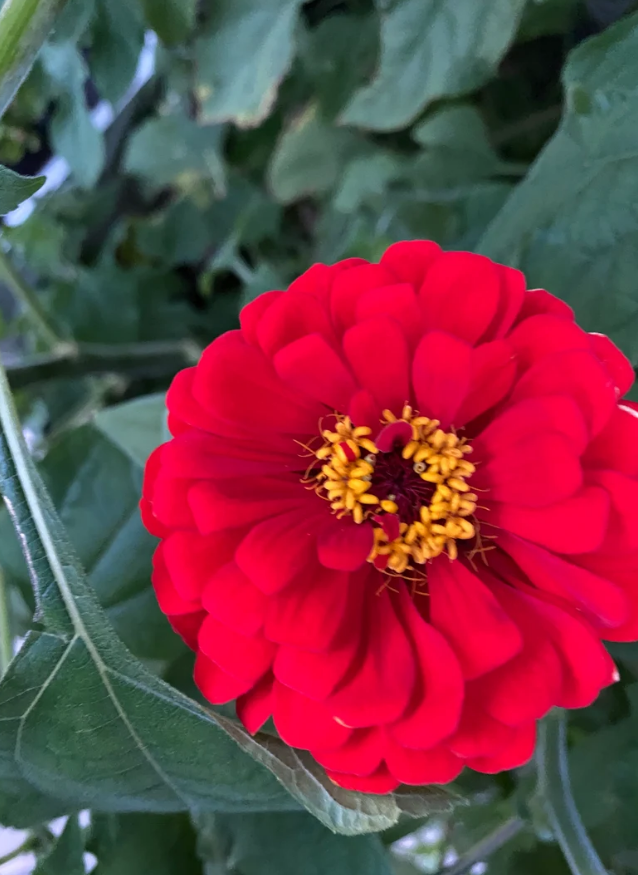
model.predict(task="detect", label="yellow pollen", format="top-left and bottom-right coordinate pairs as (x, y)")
top-left (305, 410), bottom-right (478, 574)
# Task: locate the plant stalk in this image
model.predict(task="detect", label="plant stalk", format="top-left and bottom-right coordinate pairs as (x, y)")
top-left (0, 0), bottom-right (70, 119)
top-left (0, 247), bottom-right (61, 348)
top-left (537, 712), bottom-right (608, 875)
top-left (0, 563), bottom-right (12, 678)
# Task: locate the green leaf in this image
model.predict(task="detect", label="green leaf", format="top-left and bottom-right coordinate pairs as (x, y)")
top-left (194, 0), bottom-right (305, 127)
top-left (50, 0), bottom-right (96, 44)
top-left (125, 114), bottom-right (225, 190)
top-left (210, 811), bottom-right (393, 875)
top-left (0, 163), bottom-right (44, 213)
top-left (140, 0), bottom-right (196, 45)
top-left (90, 813), bottom-right (201, 875)
top-left (340, 0), bottom-right (527, 132)
top-left (34, 816), bottom-right (85, 875)
top-left (90, 0), bottom-right (145, 104)
top-left (478, 12), bottom-right (638, 363)
top-left (269, 104), bottom-right (360, 203)
top-left (0, 364), bottom-right (458, 832)
top-left (94, 393), bottom-right (168, 470)
top-left (41, 43), bottom-right (105, 188)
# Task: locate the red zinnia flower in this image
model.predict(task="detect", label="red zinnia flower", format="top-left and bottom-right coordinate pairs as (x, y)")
top-left (141, 241), bottom-right (638, 794)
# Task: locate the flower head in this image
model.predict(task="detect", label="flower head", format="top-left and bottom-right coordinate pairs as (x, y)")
top-left (142, 241), bottom-right (637, 793)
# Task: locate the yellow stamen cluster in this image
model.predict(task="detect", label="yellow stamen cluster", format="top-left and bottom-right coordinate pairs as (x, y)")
top-left (312, 406), bottom-right (477, 574)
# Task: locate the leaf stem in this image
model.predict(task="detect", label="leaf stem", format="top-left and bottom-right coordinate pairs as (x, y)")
top-left (537, 712), bottom-right (608, 875)
top-left (0, 563), bottom-right (12, 678)
top-left (0, 246), bottom-right (62, 349)
top-left (433, 816), bottom-right (525, 875)
top-left (4, 338), bottom-right (202, 388)
top-left (0, 0), bottom-right (69, 119)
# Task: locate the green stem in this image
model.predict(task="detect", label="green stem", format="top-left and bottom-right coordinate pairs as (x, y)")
top-left (0, 0), bottom-right (70, 119)
top-left (0, 247), bottom-right (62, 348)
top-left (0, 834), bottom-right (38, 866)
top-left (433, 817), bottom-right (525, 875)
top-left (5, 338), bottom-right (201, 388)
top-left (537, 712), bottom-right (607, 875)
top-left (0, 563), bottom-right (12, 678)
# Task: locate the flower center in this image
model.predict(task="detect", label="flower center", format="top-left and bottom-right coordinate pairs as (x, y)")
top-left (307, 406), bottom-right (477, 575)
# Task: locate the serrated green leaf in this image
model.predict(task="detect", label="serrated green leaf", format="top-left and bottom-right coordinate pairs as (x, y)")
top-left (269, 104), bottom-right (360, 203)
top-left (194, 0), bottom-right (305, 127)
top-left (125, 114), bottom-right (225, 189)
top-left (479, 12), bottom-right (638, 363)
top-left (211, 811), bottom-right (393, 875)
top-left (340, 0), bottom-right (527, 131)
top-left (0, 163), bottom-right (44, 214)
top-left (140, 0), bottom-right (197, 45)
top-left (90, 0), bottom-right (145, 104)
top-left (34, 816), bottom-right (85, 875)
top-left (0, 364), bottom-right (458, 833)
top-left (41, 43), bottom-right (105, 188)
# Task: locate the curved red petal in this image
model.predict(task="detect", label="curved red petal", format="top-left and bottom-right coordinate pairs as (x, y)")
top-left (412, 330), bottom-right (472, 429)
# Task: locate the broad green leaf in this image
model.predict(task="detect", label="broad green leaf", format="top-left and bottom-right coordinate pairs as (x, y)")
top-left (194, 0), bottom-right (305, 127)
top-left (0, 163), bottom-right (44, 214)
top-left (211, 811), bottom-right (393, 875)
top-left (94, 393), bottom-right (168, 470)
top-left (478, 12), bottom-right (638, 363)
top-left (50, 0), bottom-right (96, 44)
top-left (90, 0), bottom-right (145, 104)
top-left (125, 114), bottom-right (225, 190)
top-left (340, 0), bottom-right (527, 131)
top-left (90, 813), bottom-right (201, 874)
top-left (0, 365), bottom-right (458, 832)
top-left (41, 43), bottom-right (105, 188)
top-left (140, 0), bottom-right (196, 45)
top-left (34, 816), bottom-right (85, 875)
top-left (269, 104), bottom-right (360, 203)
top-left (334, 152), bottom-right (407, 214)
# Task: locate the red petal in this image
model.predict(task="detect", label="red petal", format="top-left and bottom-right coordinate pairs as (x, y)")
top-left (274, 333), bottom-right (358, 412)
top-left (194, 331), bottom-right (320, 436)
top-left (448, 702), bottom-right (518, 758)
top-left (198, 615), bottom-right (275, 684)
top-left (326, 764), bottom-right (398, 794)
top-left (153, 547), bottom-right (200, 616)
top-left (428, 560), bottom-right (522, 679)
top-left (472, 432), bottom-right (582, 507)
top-left (584, 405), bottom-right (638, 477)
top-left (194, 652), bottom-right (254, 704)
top-left (236, 673), bottom-right (274, 734)
top-left (348, 389), bottom-right (380, 430)
top-left (236, 509), bottom-right (327, 594)
top-left (516, 288), bottom-right (574, 323)
top-left (189, 477), bottom-right (312, 534)
top-left (161, 430), bottom-right (291, 480)
top-left (419, 251), bottom-right (501, 345)
top-left (256, 290), bottom-right (335, 358)
top-left (355, 283), bottom-right (423, 348)
top-left (475, 395), bottom-right (589, 458)
top-left (389, 586), bottom-right (464, 750)
top-left (507, 314), bottom-right (589, 373)
top-left (326, 585), bottom-right (415, 727)
top-left (288, 260), bottom-right (366, 304)
top-left (240, 290), bottom-right (284, 345)
top-left (163, 529), bottom-right (241, 602)
top-left (467, 722), bottom-right (536, 774)
top-left (330, 264), bottom-right (396, 333)
top-left (589, 332), bottom-right (634, 397)
top-left (166, 368), bottom-right (220, 434)
top-left (589, 469), bottom-right (638, 554)
top-left (169, 610), bottom-right (206, 650)
top-left (343, 317), bottom-right (410, 416)
top-left (380, 240), bottom-right (442, 288)
top-left (265, 566), bottom-right (349, 650)
top-left (317, 520), bottom-right (374, 571)
top-left (483, 264), bottom-right (526, 340)
top-left (272, 682), bottom-right (352, 750)
top-left (202, 562), bottom-right (269, 637)
top-left (412, 330), bottom-right (472, 429)
top-left (499, 533), bottom-right (629, 629)
top-left (454, 341), bottom-right (516, 427)
top-left (510, 349), bottom-right (616, 437)
top-left (483, 486), bottom-right (610, 554)
top-left (384, 734), bottom-right (463, 785)
top-left (312, 729), bottom-right (385, 776)
top-left (152, 472), bottom-right (197, 529)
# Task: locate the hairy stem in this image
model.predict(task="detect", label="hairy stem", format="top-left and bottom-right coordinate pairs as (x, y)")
top-left (0, 0), bottom-right (69, 119)
top-left (537, 712), bottom-right (607, 875)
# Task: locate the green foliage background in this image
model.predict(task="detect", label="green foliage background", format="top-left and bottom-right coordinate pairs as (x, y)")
top-left (0, 0), bottom-right (637, 872)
